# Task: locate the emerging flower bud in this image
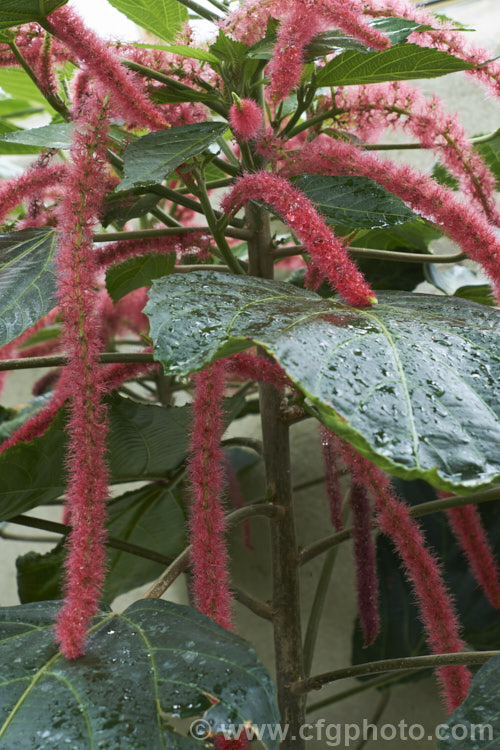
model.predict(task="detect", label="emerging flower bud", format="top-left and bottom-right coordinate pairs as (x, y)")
top-left (229, 96), bottom-right (263, 141)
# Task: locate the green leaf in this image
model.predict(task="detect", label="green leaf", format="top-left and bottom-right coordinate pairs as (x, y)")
top-left (352, 220), bottom-right (443, 253)
top-left (119, 122), bottom-right (228, 190)
top-left (0, 97), bottom-right (38, 117)
top-left (132, 42), bottom-right (220, 64)
top-left (0, 396), bottom-right (50, 443)
top-left (293, 174), bottom-right (419, 229)
top-left (209, 31), bottom-right (249, 64)
top-left (0, 395), bottom-right (191, 520)
top-left (146, 272), bottom-right (500, 491)
top-left (438, 655), bottom-right (500, 748)
top-left (0, 228), bottom-right (58, 347)
top-left (0, 123), bottom-right (74, 149)
top-left (0, 599), bottom-right (280, 749)
top-left (0, 121), bottom-right (39, 155)
top-left (475, 130), bottom-right (500, 188)
top-left (352, 479), bottom-right (500, 682)
top-left (0, 69), bottom-right (55, 108)
top-left (152, 86), bottom-right (219, 105)
top-left (17, 482), bottom-right (187, 604)
top-left (454, 285), bottom-right (496, 307)
top-left (107, 0), bottom-right (187, 43)
top-left (101, 192), bottom-right (161, 228)
top-left (0, 393), bottom-right (244, 520)
top-left (316, 43), bottom-right (473, 87)
top-left (106, 251), bottom-right (176, 302)
top-left (249, 18), bottom-right (432, 61)
top-left (0, 0), bottom-right (67, 29)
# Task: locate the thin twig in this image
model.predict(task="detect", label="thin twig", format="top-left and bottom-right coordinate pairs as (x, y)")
top-left (292, 651), bottom-right (498, 695)
top-left (272, 245), bottom-right (465, 265)
top-left (144, 502), bottom-right (285, 599)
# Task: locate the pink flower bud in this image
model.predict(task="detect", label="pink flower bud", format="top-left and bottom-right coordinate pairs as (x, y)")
top-left (229, 98), bottom-right (263, 141)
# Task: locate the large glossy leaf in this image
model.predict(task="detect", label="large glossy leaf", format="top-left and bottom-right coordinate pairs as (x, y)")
top-left (0, 599), bottom-right (280, 749)
top-left (146, 272), bottom-right (500, 491)
top-left (316, 43), bottom-right (473, 86)
top-left (0, 0), bottom-right (67, 29)
top-left (120, 122), bottom-right (228, 190)
top-left (17, 483), bottom-right (187, 603)
top-left (107, 0), bottom-right (187, 43)
top-left (438, 654), bottom-right (500, 748)
top-left (0, 228), bottom-right (58, 347)
top-left (0, 393), bottom-right (244, 520)
top-left (352, 479), bottom-right (500, 682)
top-left (0, 123), bottom-right (74, 149)
top-left (106, 251), bottom-right (176, 302)
top-left (293, 174), bottom-right (418, 229)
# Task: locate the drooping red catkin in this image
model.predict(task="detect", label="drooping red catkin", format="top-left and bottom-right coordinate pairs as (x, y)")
top-left (319, 427), bottom-right (344, 531)
top-left (0, 163), bottom-right (65, 226)
top-left (187, 360), bottom-right (233, 629)
top-left (333, 82), bottom-right (499, 222)
top-left (445, 501), bottom-right (500, 609)
top-left (46, 6), bottom-right (168, 130)
top-left (364, 0), bottom-right (500, 98)
top-left (284, 136), bottom-right (500, 302)
top-left (349, 481), bottom-right (380, 646)
top-left (267, 0), bottom-right (389, 102)
top-left (221, 172), bottom-right (376, 306)
top-left (228, 98), bottom-right (263, 140)
top-left (54, 97), bottom-right (112, 659)
top-left (334, 439), bottom-right (471, 712)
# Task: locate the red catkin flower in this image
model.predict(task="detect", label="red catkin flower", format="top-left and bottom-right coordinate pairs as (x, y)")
top-left (228, 97), bottom-right (263, 141)
top-left (0, 163), bottom-right (66, 226)
top-left (284, 136), bottom-right (500, 302)
top-left (221, 172), bottom-right (376, 306)
top-left (349, 481), bottom-right (380, 646)
top-left (445, 501), bottom-right (500, 609)
top-left (364, 0), bottom-right (500, 98)
top-left (334, 439), bottom-right (471, 712)
top-left (187, 360), bottom-right (233, 629)
top-left (46, 6), bottom-right (168, 130)
top-left (333, 82), bottom-right (499, 222)
top-left (54, 97), bottom-right (112, 659)
top-left (226, 351), bottom-right (291, 391)
top-left (319, 426), bottom-right (344, 531)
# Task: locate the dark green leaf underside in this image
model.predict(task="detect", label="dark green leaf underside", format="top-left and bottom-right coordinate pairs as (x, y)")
top-left (0, 0), bottom-right (67, 29)
top-left (0, 123), bottom-right (74, 149)
top-left (316, 44), bottom-right (473, 86)
top-left (120, 122), bottom-right (228, 190)
top-left (106, 251), bottom-right (176, 302)
top-left (146, 272), bottom-right (500, 491)
top-left (438, 653), bottom-right (500, 748)
top-left (293, 174), bottom-right (418, 229)
top-left (0, 228), bottom-right (58, 347)
top-left (0, 599), bottom-right (279, 749)
top-left (17, 483), bottom-right (187, 604)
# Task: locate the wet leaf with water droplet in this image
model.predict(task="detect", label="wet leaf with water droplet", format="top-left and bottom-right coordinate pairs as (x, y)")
top-left (0, 600), bottom-right (279, 749)
top-left (146, 272), bottom-right (500, 491)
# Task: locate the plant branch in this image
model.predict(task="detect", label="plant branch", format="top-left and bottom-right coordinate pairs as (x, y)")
top-left (299, 485), bottom-right (500, 565)
top-left (143, 502), bottom-right (284, 599)
top-left (293, 652), bottom-right (498, 695)
top-left (7, 514), bottom-right (174, 566)
top-left (94, 225), bottom-right (252, 242)
top-left (306, 670), bottom-right (418, 713)
top-left (8, 41), bottom-right (70, 120)
top-left (272, 245), bottom-right (466, 265)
